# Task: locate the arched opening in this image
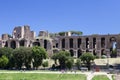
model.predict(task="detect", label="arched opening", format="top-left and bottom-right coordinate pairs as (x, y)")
top-left (69, 49), bottom-right (74, 57)
top-left (110, 37), bottom-right (117, 57)
top-left (56, 43), bottom-right (58, 48)
top-left (62, 39), bottom-right (65, 48)
top-left (69, 38), bottom-right (73, 48)
top-left (33, 42), bottom-right (40, 46)
top-left (86, 38), bottom-right (89, 49)
top-left (93, 50), bottom-right (97, 56)
top-left (4, 41), bottom-right (8, 47)
top-left (101, 49), bottom-right (105, 55)
top-left (10, 40), bottom-right (16, 49)
top-left (101, 49), bottom-right (107, 58)
top-left (93, 38), bottom-right (96, 48)
top-left (78, 38), bottom-right (81, 48)
top-left (19, 40), bottom-right (25, 46)
top-left (44, 40), bottom-right (47, 49)
top-left (77, 49), bottom-right (82, 58)
top-left (101, 37), bottom-right (105, 48)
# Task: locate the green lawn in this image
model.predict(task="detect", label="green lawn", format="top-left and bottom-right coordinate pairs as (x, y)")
top-left (92, 75), bottom-right (110, 80)
top-left (0, 73), bottom-right (86, 80)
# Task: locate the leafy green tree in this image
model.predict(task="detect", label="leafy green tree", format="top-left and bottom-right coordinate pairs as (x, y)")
top-left (0, 47), bottom-right (13, 57)
top-left (42, 61), bottom-right (48, 69)
top-left (13, 47), bottom-right (32, 69)
top-left (58, 32), bottom-right (66, 36)
top-left (32, 46), bottom-right (47, 69)
top-left (80, 52), bottom-right (95, 70)
top-left (51, 53), bottom-right (58, 65)
top-left (0, 55), bottom-right (9, 68)
top-left (58, 51), bottom-right (70, 69)
top-left (24, 47), bottom-right (32, 69)
top-left (8, 34), bottom-right (12, 38)
top-left (0, 47), bottom-right (13, 69)
top-left (111, 48), bottom-right (117, 58)
top-left (70, 31), bottom-right (83, 36)
top-left (75, 59), bottom-right (81, 70)
top-left (52, 50), bottom-right (71, 69)
top-left (66, 57), bottom-right (74, 70)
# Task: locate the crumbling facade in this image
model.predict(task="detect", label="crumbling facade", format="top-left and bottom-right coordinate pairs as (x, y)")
top-left (0, 25), bottom-right (120, 58)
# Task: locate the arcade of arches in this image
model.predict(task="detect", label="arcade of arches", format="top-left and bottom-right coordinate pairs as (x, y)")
top-left (1, 33), bottom-right (120, 58)
top-left (61, 36), bottom-right (120, 58)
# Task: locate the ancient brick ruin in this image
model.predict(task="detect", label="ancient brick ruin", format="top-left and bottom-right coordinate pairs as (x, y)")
top-left (0, 25), bottom-right (120, 58)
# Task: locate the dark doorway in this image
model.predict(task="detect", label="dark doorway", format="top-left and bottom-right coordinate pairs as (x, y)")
top-left (78, 38), bottom-right (81, 48)
top-left (78, 49), bottom-right (82, 58)
top-left (69, 38), bottom-right (73, 48)
top-left (10, 40), bottom-right (16, 49)
top-left (19, 40), bottom-right (25, 46)
top-left (5, 41), bottom-right (8, 47)
top-left (62, 39), bottom-right (65, 48)
top-left (86, 38), bottom-right (89, 48)
top-left (101, 37), bottom-right (105, 48)
top-left (93, 38), bottom-right (96, 48)
top-left (93, 50), bottom-right (97, 56)
top-left (44, 40), bottom-right (47, 49)
top-left (33, 42), bottom-right (40, 46)
top-left (70, 49), bottom-right (74, 57)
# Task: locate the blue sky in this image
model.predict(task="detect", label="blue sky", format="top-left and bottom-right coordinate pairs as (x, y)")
top-left (0, 0), bottom-right (120, 36)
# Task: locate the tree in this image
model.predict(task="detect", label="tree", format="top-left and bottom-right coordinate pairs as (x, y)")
top-left (24, 47), bottom-right (32, 69)
top-left (70, 31), bottom-right (83, 36)
top-left (8, 34), bottom-right (12, 38)
top-left (0, 47), bottom-right (13, 57)
top-left (32, 46), bottom-right (47, 69)
top-left (51, 53), bottom-right (58, 65)
top-left (0, 47), bottom-right (13, 69)
top-left (111, 48), bottom-right (117, 58)
top-left (80, 52), bottom-right (95, 70)
top-left (52, 50), bottom-right (71, 69)
top-left (42, 61), bottom-right (48, 69)
top-left (13, 47), bottom-right (32, 69)
top-left (66, 57), bottom-right (74, 70)
top-left (0, 55), bottom-right (9, 68)
top-left (75, 59), bottom-right (81, 70)
top-left (58, 32), bottom-right (66, 36)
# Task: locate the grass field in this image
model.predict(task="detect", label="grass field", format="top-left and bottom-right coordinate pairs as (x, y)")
top-left (0, 73), bottom-right (86, 80)
top-left (92, 75), bottom-right (110, 80)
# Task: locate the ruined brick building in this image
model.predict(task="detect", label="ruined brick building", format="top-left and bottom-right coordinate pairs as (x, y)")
top-left (0, 25), bottom-right (120, 58)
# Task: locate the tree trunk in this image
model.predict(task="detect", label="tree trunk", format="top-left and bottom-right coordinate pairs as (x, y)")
top-left (87, 62), bottom-right (91, 70)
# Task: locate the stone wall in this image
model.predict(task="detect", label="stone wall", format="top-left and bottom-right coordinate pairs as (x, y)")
top-left (1, 26), bottom-right (120, 58)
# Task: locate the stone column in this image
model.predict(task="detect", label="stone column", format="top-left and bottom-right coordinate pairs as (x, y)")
top-left (7, 40), bottom-right (11, 48)
top-left (81, 37), bottom-right (86, 50)
top-left (117, 49), bottom-right (120, 57)
top-left (30, 41), bottom-right (33, 47)
top-left (65, 38), bottom-right (69, 49)
top-left (96, 50), bottom-right (101, 58)
top-left (106, 37), bottom-right (110, 49)
top-left (89, 37), bottom-right (93, 49)
top-left (74, 38), bottom-right (77, 49)
top-left (74, 50), bottom-right (77, 58)
top-left (96, 37), bottom-right (101, 50)
top-left (16, 40), bottom-right (20, 48)
top-left (40, 39), bottom-right (44, 48)
top-left (106, 49), bottom-right (110, 57)
top-left (24, 40), bottom-right (27, 47)
top-left (59, 39), bottom-right (62, 49)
